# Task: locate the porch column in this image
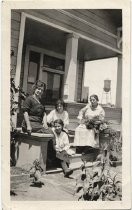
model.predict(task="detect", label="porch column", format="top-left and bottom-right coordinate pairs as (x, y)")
top-left (13, 13), bottom-right (26, 128)
top-left (63, 33), bottom-right (79, 102)
top-left (116, 55), bottom-right (122, 107)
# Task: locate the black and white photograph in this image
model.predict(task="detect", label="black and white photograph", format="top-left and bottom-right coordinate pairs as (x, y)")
top-left (1, 0), bottom-right (131, 209)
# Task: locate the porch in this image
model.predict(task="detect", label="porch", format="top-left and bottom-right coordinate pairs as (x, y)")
top-left (11, 9), bottom-right (122, 107)
top-left (11, 9), bottom-right (122, 176)
top-left (13, 101), bottom-right (122, 174)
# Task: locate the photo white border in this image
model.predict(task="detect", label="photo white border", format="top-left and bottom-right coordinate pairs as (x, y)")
top-left (1, 0), bottom-right (131, 209)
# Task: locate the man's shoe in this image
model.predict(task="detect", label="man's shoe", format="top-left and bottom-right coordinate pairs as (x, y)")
top-left (64, 169), bottom-right (73, 177)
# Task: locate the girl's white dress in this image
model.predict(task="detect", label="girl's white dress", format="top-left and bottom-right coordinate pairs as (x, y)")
top-left (54, 131), bottom-right (70, 152)
top-left (53, 130), bottom-right (75, 161)
top-left (47, 109), bottom-right (69, 129)
top-left (74, 104), bottom-right (105, 148)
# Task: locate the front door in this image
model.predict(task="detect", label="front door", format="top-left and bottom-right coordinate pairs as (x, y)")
top-left (23, 46), bottom-right (65, 105)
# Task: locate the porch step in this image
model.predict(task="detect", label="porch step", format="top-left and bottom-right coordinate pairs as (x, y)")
top-left (45, 152), bottom-right (99, 174)
top-left (69, 152), bottom-right (98, 169)
top-left (46, 168), bottom-right (63, 174)
top-left (69, 154), bottom-right (83, 169)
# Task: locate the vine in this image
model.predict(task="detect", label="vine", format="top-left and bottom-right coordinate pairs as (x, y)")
top-left (10, 50), bottom-right (28, 166)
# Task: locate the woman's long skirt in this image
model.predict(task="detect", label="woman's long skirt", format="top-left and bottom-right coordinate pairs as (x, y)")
top-left (73, 124), bottom-right (99, 148)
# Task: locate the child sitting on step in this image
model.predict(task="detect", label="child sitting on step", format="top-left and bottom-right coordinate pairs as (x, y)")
top-left (53, 119), bottom-right (75, 178)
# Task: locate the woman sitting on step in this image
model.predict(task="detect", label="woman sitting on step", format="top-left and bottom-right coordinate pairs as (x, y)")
top-left (73, 94), bottom-right (105, 154)
top-left (47, 99), bottom-right (69, 132)
top-left (53, 119), bottom-right (75, 178)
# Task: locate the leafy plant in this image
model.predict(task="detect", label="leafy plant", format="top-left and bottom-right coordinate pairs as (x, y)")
top-left (10, 78), bottom-right (28, 130)
top-left (74, 134), bottom-right (122, 201)
top-left (10, 50), bottom-right (28, 165)
top-left (100, 125), bottom-right (122, 163)
top-left (29, 159), bottom-right (44, 187)
top-left (75, 157), bottom-right (122, 201)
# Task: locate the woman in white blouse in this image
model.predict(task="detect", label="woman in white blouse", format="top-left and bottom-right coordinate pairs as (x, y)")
top-left (74, 94), bottom-right (105, 150)
top-left (47, 99), bottom-right (69, 131)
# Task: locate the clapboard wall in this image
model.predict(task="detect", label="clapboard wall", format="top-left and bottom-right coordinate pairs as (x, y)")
top-left (11, 10), bottom-right (21, 78)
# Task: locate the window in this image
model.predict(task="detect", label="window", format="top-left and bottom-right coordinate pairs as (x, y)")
top-left (41, 54), bottom-right (64, 105)
top-left (41, 71), bottom-right (63, 105)
top-left (27, 51), bottom-right (40, 95)
top-left (43, 54), bottom-right (64, 71)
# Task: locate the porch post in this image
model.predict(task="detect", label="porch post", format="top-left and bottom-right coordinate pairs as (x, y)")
top-left (63, 33), bottom-right (79, 102)
top-left (116, 55), bottom-right (122, 108)
top-left (13, 13), bottom-right (26, 128)
top-left (14, 13), bottom-right (26, 88)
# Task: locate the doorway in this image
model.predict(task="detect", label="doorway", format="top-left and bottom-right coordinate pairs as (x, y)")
top-left (23, 46), bottom-right (65, 105)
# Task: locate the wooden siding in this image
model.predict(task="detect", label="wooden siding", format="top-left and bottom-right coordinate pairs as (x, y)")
top-left (21, 9), bottom-right (118, 49)
top-left (66, 9), bottom-right (116, 34)
top-left (11, 11), bottom-right (21, 77)
top-left (11, 10), bottom-right (21, 22)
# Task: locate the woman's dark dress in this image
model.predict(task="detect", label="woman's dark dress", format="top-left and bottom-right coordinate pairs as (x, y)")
top-left (22, 96), bottom-right (56, 168)
top-left (22, 96), bottom-right (52, 134)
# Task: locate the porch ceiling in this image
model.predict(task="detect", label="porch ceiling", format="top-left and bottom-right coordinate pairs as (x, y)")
top-left (24, 18), bottom-right (67, 55)
top-left (24, 18), bottom-right (120, 62)
top-left (78, 38), bottom-right (119, 61)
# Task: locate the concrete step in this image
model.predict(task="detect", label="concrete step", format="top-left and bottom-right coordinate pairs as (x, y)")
top-left (69, 154), bottom-right (83, 170)
top-left (46, 168), bottom-right (63, 174)
top-left (46, 152), bottom-right (98, 174)
top-left (69, 152), bottom-right (98, 169)
top-left (46, 160), bottom-right (101, 174)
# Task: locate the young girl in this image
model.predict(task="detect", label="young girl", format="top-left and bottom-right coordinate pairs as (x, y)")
top-left (47, 99), bottom-right (69, 132)
top-left (53, 119), bottom-right (74, 177)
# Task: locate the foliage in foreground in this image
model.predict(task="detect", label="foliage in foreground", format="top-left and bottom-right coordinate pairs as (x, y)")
top-left (75, 127), bottom-right (122, 201)
top-left (10, 52), bottom-right (28, 166)
top-left (75, 145), bottom-right (122, 201)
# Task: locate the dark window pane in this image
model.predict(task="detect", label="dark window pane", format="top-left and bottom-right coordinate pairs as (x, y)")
top-left (27, 51), bottom-right (40, 95)
top-left (43, 54), bottom-right (64, 71)
top-left (41, 72), bottom-right (62, 105)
